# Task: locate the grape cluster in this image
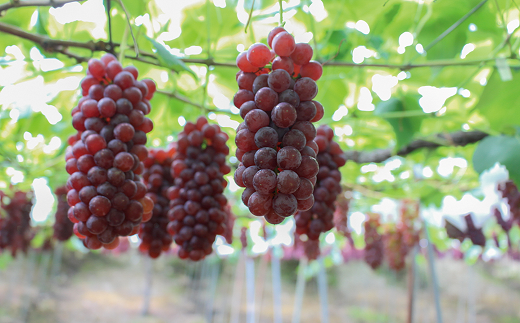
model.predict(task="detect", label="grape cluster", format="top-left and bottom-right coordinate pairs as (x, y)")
top-left (363, 213), bottom-right (384, 270)
top-left (294, 125), bottom-right (346, 240)
top-left (223, 205), bottom-right (235, 244)
top-left (65, 53), bottom-right (156, 250)
top-left (382, 225), bottom-right (408, 271)
top-left (167, 117), bottom-right (232, 261)
top-left (498, 180), bottom-right (520, 223)
top-left (53, 186), bottom-right (74, 242)
top-left (0, 191), bottom-right (34, 257)
top-left (138, 148), bottom-right (175, 258)
top-left (444, 214), bottom-right (486, 246)
top-left (333, 192), bottom-right (350, 236)
top-left (233, 27), bottom-right (325, 224)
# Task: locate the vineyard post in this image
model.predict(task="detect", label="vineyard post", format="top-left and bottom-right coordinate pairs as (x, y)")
top-left (291, 256), bottom-right (308, 323)
top-left (50, 242), bottom-right (64, 277)
top-left (19, 249), bottom-right (38, 321)
top-left (205, 258), bottom-right (220, 322)
top-left (230, 250), bottom-right (246, 323)
top-left (271, 245), bottom-right (283, 323)
top-left (36, 249), bottom-right (52, 295)
top-left (245, 254), bottom-right (256, 323)
top-left (141, 256), bottom-right (153, 316)
top-left (254, 251), bottom-right (269, 322)
top-left (424, 223), bottom-right (443, 323)
top-left (407, 245), bottom-right (419, 323)
top-left (317, 255), bottom-right (330, 323)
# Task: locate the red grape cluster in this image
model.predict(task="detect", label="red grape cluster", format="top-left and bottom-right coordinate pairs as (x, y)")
top-left (333, 192), bottom-right (350, 236)
top-left (364, 213), bottom-right (384, 269)
top-left (445, 214), bottom-right (486, 247)
top-left (294, 125), bottom-right (346, 240)
top-left (382, 225), bottom-right (408, 271)
top-left (233, 27), bottom-right (325, 224)
top-left (65, 53), bottom-right (156, 250)
top-left (53, 186), bottom-right (74, 242)
top-left (223, 205), bottom-right (235, 244)
top-left (498, 180), bottom-right (520, 222)
top-left (138, 148), bottom-right (176, 258)
top-left (0, 191), bottom-right (34, 257)
top-left (167, 117), bottom-right (232, 261)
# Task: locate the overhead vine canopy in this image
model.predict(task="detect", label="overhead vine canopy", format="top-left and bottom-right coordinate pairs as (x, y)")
top-left (0, 0), bottom-right (518, 242)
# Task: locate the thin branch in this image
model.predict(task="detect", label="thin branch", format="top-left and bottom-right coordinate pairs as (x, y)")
top-left (422, 0), bottom-right (488, 53)
top-left (1, 21), bottom-right (518, 70)
top-left (0, 21), bottom-right (109, 51)
top-left (344, 130), bottom-right (488, 163)
top-left (156, 90), bottom-right (235, 116)
top-left (0, 0), bottom-right (83, 15)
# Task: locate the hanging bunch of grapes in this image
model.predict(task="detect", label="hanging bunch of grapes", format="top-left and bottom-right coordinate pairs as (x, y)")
top-left (364, 213), bottom-right (384, 270)
top-left (0, 191), bottom-right (34, 257)
top-left (53, 186), bottom-right (74, 242)
top-left (498, 181), bottom-right (520, 222)
top-left (65, 53), bottom-right (156, 250)
top-left (139, 148), bottom-right (176, 258)
top-left (223, 205), bottom-right (236, 244)
top-left (382, 225), bottom-right (408, 271)
top-left (167, 117), bottom-right (232, 261)
top-left (233, 26), bottom-right (324, 224)
top-left (399, 199), bottom-right (421, 248)
top-left (444, 213), bottom-right (486, 247)
top-left (294, 125), bottom-right (346, 240)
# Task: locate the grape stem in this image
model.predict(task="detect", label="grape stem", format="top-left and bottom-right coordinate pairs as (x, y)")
top-left (278, 0), bottom-right (283, 26)
top-left (105, 0), bottom-right (114, 54)
top-left (244, 0), bottom-right (255, 34)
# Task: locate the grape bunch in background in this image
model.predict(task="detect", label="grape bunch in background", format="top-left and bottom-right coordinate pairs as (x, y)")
top-left (53, 186), bottom-right (74, 242)
top-left (65, 53), bottom-right (156, 250)
top-left (294, 125), bottom-right (346, 240)
top-left (139, 148), bottom-right (175, 258)
top-left (0, 191), bottom-right (34, 257)
top-left (167, 117), bottom-right (232, 261)
top-left (364, 213), bottom-right (384, 270)
top-left (234, 26), bottom-right (324, 224)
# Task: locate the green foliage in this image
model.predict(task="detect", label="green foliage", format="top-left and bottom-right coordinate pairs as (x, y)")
top-left (473, 135), bottom-right (520, 186)
top-left (0, 0), bottom-right (518, 255)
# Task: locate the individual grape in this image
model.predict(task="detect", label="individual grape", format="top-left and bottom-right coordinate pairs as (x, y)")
top-left (272, 32), bottom-right (296, 56)
top-left (237, 73), bottom-right (257, 92)
top-left (278, 89), bottom-right (300, 108)
top-left (239, 101), bottom-right (257, 119)
top-left (268, 69), bottom-right (292, 93)
top-left (247, 43), bottom-right (272, 67)
top-left (296, 101), bottom-right (317, 121)
top-left (267, 27), bottom-right (286, 48)
top-left (290, 43), bottom-right (313, 65)
top-left (272, 193), bottom-right (298, 217)
top-left (254, 127), bottom-right (278, 149)
top-left (272, 56), bottom-right (294, 75)
top-left (252, 169), bottom-right (277, 194)
top-left (254, 87), bottom-right (279, 111)
top-left (277, 170), bottom-right (300, 194)
top-left (252, 74), bottom-right (269, 94)
top-left (244, 109), bottom-right (270, 133)
top-left (300, 61), bottom-right (323, 81)
top-left (248, 192), bottom-right (272, 216)
top-left (282, 129), bottom-right (306, 151)
top-left (310, 101), bottom-right (324, 122)
top-left (271, 102), bottom-right (297, 128)
top-left (293, 77), bottom-right (318, 101)
top-left (236, 52), bottom-right (258, 73)
top-left (277, 146), bottom-right (302, 170)
top-left (254, 147), bottom-right (277, 170)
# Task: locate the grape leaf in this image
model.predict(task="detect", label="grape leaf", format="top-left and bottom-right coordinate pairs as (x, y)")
top-left (472, 135), bottom-right (520, 187)
top-left (474, 69), bottom-right (520, 133)
top-left (374, 96), bottom-right (424, 150)
top-left (145, 36), bottom-right (197, 80)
